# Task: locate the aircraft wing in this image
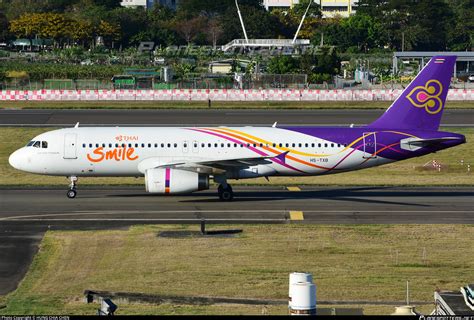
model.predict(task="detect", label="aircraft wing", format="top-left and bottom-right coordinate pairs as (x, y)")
top-left (148, 152), bottom-right (288, 175)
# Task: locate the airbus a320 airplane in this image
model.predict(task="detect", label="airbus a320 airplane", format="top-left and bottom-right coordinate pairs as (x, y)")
top-left (9, 56), bottom-right (466, 201)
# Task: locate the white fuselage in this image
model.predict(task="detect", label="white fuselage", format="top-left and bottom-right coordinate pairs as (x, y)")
top-left (9, 126), bottom-right (389, 179)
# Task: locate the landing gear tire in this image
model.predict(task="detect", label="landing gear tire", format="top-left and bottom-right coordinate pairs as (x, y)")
top-left (67, 176), bottom-right (78, 199)
top-left (67, 189), bottom-right (77, 199)
top-left (218, 184), bottom-right (234, 202)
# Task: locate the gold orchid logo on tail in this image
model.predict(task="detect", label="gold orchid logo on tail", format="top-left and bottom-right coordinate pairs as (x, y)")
top-left (406, 79), bottom-right (444, 115)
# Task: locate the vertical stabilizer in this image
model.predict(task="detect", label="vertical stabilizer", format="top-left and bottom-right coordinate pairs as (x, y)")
top-left (369, 56), bottom-right (456, 130)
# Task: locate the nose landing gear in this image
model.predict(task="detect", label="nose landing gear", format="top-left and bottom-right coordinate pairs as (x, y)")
top-left (67, 176), bottom-right (78, 199)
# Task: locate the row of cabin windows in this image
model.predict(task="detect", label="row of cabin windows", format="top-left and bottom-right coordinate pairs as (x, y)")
top-left (82, 142), bottom-right (348, 149)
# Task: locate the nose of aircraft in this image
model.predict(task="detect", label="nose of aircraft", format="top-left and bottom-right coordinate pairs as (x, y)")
top-left (8, 149), bottom-right (23, 170)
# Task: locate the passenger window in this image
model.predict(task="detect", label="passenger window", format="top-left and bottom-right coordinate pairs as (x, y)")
top-left (208, 143), bottom-right (211, 148)
top-left (272, 143), bottom-right (276, 147)
top-left (174, 143), bottom-right (177, 148)
top-left (109, 143), bottom-right (112, 148)
top-left (161, 143), bottom-right (165, 148)
top-left (102, 143), bottom-right (106, 148)
top-left (311, 143), bottom-right (315, 148)
top-left (89, 143), bottom-right (93, 148)
top-left (292, 143), bottom-right (295, 148)
top-left (96, 144), bottom-right (99, 148)
top-left (42, 141), bottom-right (48, 148)
top-left (141, 143), bottom-right (145, 148)
top-left (234, 143), bottom-right (237, 148)
top-left (285, 143), bottom-right (289, 147)
top-left (227, 143), bottom-right (231, 148)
top-left (305, 143), bottom-right (308, 148)
top-left (318, 143), bottom-right (321, 148)
top-left (331, 143), bottom-right (334, 148)
top-left (298, 143), bottom-right (302, 147)
top-left (167, 143), bottom-right (171, 148)
top-left (260, 143), bottom-right (263, 147)
top-left (148, 143), bottom-right (151, 148)
top-left (221, 143), bottom-right (224, 147)
top-left (128, 143), bottom-right (132, 148)
top-left (115, 143), bottom-right (119, 148)
top-left (324, 143), bottom-right (328, 148)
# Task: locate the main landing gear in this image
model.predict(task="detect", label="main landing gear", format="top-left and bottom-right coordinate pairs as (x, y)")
top-left (67, 176), bottom-right (78, 199)
top-left (218, 184), bottom-right (234, 202)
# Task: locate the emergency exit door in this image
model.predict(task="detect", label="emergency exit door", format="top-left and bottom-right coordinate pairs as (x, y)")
top-left (363, 132), bottom-right (377, 159)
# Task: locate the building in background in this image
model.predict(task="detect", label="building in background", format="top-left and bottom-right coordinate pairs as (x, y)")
top-left (121, 0), bottom-right (179, 10)
top-left (263, 0), bottom-right (358, 18)
top-left (316, 0), bottom-right (358, 18)
top-left (120, 0), bottom-right (146, 9)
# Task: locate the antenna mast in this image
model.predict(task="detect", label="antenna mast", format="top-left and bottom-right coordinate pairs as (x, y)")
top-left (292, 0), bottom-right (313, 44)
top-left (235, 0), bottom-right (249, 45)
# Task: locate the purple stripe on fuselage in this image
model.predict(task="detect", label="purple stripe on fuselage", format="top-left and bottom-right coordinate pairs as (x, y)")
top-left (281, 127), bottom-right (466, 161)
top-left (188, 128), bottom-right (307, 174)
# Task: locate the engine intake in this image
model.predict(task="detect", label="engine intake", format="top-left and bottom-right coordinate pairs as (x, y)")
top-left (145, 168), bottom-right (209, 194)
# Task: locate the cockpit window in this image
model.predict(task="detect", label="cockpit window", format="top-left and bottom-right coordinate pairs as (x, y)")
top-left (42, 141), bottom-right (48, 148)
top-left (33, 141), bottom-right (41, 148)
top-left (26, 141), bottom-right (35, 147)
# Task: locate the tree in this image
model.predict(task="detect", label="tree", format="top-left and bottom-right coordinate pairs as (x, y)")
top-left (147, 4), bottom-right (178, 46)
top-left (68, 19), bottom-right (94, 47)
top-left (9, 13), bottom-right (44, 49)
top-left (40, 13), bottom-right (71, 47)
top-left (206, 17), bottom-right (224, 48)
top-left (447, 0), bottom-right (472, 51)
top-left (0, 10), bottom-right (10, 42)
top-left (173, 15), bottom-right (206, 44)
top-left (267, 55), bottom-right (298, 74)
top-left (220, 4), bottom-right (281, 43)
top-left (98, 20), bottom-right (120, 47)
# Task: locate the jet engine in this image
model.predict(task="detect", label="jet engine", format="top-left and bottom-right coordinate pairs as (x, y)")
top-left (145, 168), bottom-right (209, 194)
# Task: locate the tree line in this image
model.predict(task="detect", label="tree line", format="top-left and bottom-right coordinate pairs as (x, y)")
top-left (0, 0), bottom-right (472, 52)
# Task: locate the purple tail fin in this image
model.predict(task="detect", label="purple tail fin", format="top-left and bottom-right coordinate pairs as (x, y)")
top-left (369, 55), bottom-right (456, 131)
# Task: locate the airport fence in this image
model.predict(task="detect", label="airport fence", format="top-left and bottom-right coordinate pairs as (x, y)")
top-left (1, 88), bottom-right (474, 101)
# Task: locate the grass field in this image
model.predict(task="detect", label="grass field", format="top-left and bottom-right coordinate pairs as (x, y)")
top-left (2, 224), bottom-right (472, 315)
top-left (1, 100), bottom-right (473, 110)
top-left (0, 127), bottom-right (472, 186)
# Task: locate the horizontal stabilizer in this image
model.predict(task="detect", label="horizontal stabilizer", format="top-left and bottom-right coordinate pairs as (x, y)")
top-left (400, 137), bottom-right (462, 151)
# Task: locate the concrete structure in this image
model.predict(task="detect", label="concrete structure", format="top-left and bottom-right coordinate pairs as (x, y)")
top-left (121, 0), bottom-right (178, 10)
top-left (392, 52), bottom-right (474, 78)
top-left (120, 0), bottom-right (146, 8)
top-left (221, 39), bottom-right (310, 52)
top-left (263, 0), bottom-right (358, 18)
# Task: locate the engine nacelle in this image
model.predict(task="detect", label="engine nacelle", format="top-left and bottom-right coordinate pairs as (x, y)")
top-left (145, 168), bottom-right (209, 194)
